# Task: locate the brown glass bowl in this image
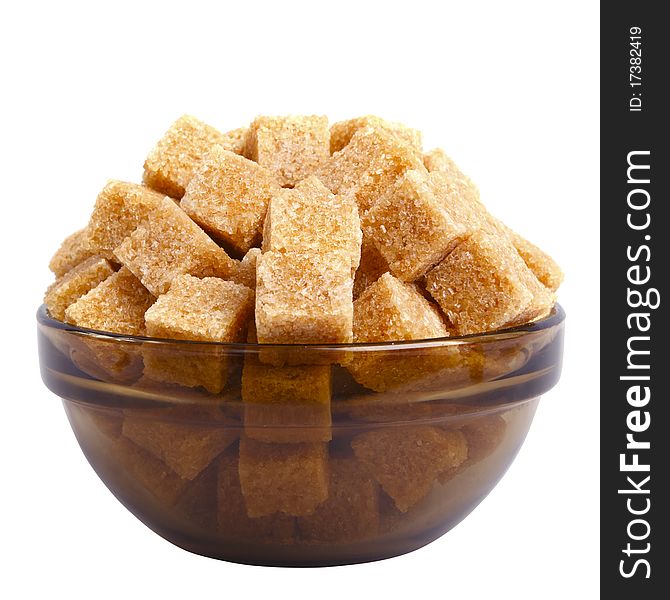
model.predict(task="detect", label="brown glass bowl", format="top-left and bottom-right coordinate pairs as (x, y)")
top-left (37, 304), bottom-right (564, 566)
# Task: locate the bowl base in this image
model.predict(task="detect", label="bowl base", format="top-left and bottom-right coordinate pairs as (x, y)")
top-left (155, 525), bottom-right (451, 567)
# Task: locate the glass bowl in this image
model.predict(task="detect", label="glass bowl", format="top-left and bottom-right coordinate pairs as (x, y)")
top-left (37, 304), bottom-right (564, 566)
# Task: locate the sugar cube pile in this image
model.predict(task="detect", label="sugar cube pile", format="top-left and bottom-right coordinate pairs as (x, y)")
top-left (47, 113), bottom-right (561, 355)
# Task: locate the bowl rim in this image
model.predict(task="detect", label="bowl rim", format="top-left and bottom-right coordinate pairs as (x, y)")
top-left (37, 303), bottom-right (565, 351)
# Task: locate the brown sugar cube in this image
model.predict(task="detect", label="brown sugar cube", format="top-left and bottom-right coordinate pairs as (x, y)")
top-left (423, 152), bottom-right (483, 216)
top-left (423, 148), bottom-right (474, 182)
top-left (510, 270), bottom-right (556, 326)
top-left (221, 126), bottom-right (248, 155)
top-left (346, 273), bottom-right (460, 392)
top-left (243, 115), bottom-right (330, 187)
top-left (344, 345), bottom-right (471, 396)
top-left (330, 115), bottom-right (422, 154)
top-left (456, 338), bottom-right (532, 386)
top-left (262, 176), bottom-right (361, 270)
top-left (353, 238), bottom-right (389, 299)
top-left (255, 250), bottom-right (353, 345)
top-left (114, 197), bottom-right (237, 296)
top-left (298, 458), bottom-right (380, 543)
top-left (481, 210), bottom-right (562, 292)
top-left (316, 126), bottom-right (426, 214)
top-left (122, 406), bottom-right (238, 480)
top-left (49, 228), bottom-right (96, 277)
top-left (460, 414), bottom-right (507, 465)
top-left (352, 273), bottom-right (447, 343)
top-left (424, 157), bottom-right (490, 218)
top-left (421, 151), bottom-right (489, 260)
top-left (44, 256), bottom-right (115, 321)
top-left (112, 437), bottom-right (188, 506)
top-left (66, 333), bottom-right (144, 385)
top-left (218, 452), bottom-right (295, 543)
top-left (499, 224), bottom-right (564, 291)
top-left (425, 230), bottom-right (555, 335)
top-left (365, 169), bottom-right (487, 282)
top-left (439, 414), bottom-right (508, 483)
top-left (423, 148), bottom-right (452, 172)
top-left (232, 247), bottom-right (261, 289)
top-left (144, 275), bottom-right (253, 341)
top-left (351, 426), bottom-right (467, 512)
top-left (143, 115), bottom-right (243, 198)
top-left (63, 268), bottom-right (150, 381)
top-left (86, 181), bottom-right (167, 259)
top-left (242, 360), bottom-right (332, 443)
top-left (238, 436), bottom-right (328, 517)
top-left (65, 267), bottom-right (154, 335)
top-left (181, 147), bottom-right (281, 254)
top-left (143, 275), bottom-right (254, 393)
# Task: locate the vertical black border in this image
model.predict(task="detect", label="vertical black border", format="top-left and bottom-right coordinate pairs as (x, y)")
top-left (601, 3), bottom-right (668, 596)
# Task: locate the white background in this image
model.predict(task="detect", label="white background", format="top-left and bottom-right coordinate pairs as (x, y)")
top-left (0, 1), bottom-right (599, 598)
